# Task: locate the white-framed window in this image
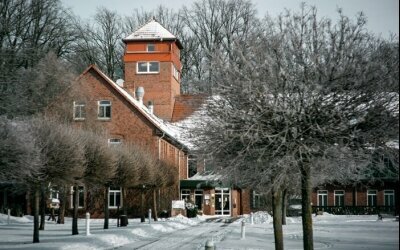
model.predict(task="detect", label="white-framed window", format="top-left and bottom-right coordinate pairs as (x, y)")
top-left (137, 62), bottom-right (159, 74)
top-left (49, 187), bottom-right (59, 200)
top-left (108, 138), bottom-right (122, 146)
top-left (109, 187), bottom-right (122, 208)
top-left (317, 190), bottom-right (328, 206)
top-left (252, 190), bottom-right (261, 209)
top-left (384, 190), bottom-right (395, 206)
top-left (73, 101), bottom-right (86, 120)
top-left (181, 189), bottom-right (190, 201)
top-left (172, 64), bottom-right (179, 81)
top-left (98, 100), bottom-right (111, 119)
top-left (334, 190), bottom-right (345, 206)
top-left (367, 190), bottom-right (377, 206)
top-left (70, 186), bottom-right (84, 208)
top-left (147, 44), bottom-right (155, 52)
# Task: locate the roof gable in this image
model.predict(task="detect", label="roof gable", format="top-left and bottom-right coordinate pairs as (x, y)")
top-left (123, 18), bottom-right (183, 49)
top-left (78, 65), bottom-right (188, 151)
top-left (125, 19), bottom-right (175, 40)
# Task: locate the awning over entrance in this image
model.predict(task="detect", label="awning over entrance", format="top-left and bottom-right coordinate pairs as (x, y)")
top-left (180, 179), bottom-right (222, 189)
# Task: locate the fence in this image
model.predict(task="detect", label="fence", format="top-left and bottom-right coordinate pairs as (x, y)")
top-left (312, 206), bottom-right (397, 215)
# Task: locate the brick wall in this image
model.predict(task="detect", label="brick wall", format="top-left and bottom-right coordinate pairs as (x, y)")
top-left (313, 182), bottom-right (399, 207)
top-left (123, 40), bottom-right (181, 121)
top-left (57, 68), bottom-right (189, 218)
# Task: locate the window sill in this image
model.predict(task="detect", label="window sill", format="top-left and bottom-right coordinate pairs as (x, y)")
top-left (73, 118), bottom-right (86, 121)
top-left (136, 72), bottom-right (159, 75)
top-left (97, 118), bottom-right (111, 121)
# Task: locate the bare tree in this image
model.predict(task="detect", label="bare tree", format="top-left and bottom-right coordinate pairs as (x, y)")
top-left (181, 0), bottom-right (258, 93)
top-left (80, 129), bottom-right (117, 231)
top-left (191, 5), bottom-right (398, 250)
top-left (1, 51), bottom-right (76, 117)
top-left (0, 0), bottom-right (78, 116)
top-left (30, 117), bottom-right (86, 231)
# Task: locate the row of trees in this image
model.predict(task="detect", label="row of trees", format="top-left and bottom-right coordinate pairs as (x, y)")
top-left (188, 5), bottom-right (399, 250)
top-left (0, 116), bottom-right (177, 243)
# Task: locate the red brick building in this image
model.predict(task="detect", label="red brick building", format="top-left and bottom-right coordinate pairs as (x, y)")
top-left (61, 18), bottom-right (252, 217)
top-left (312, 181), bottom-right (399, 215)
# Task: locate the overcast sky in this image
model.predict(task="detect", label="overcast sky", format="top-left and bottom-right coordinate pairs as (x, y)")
top-left (61, 0), bottom-right (399, 39)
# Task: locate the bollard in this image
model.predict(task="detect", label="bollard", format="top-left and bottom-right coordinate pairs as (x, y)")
top-left (205, 239), bottom-right (215, 250)
top-left (250, 212), bottom-right (254, 225)
top-left (148, 209), bottom-right (152, 224)
top-left (241, 220), bottom-right (245, 239)
top-left (85, 212), bottom-right (91, 236)
top-left (7, 209), bottom-right (10, 225)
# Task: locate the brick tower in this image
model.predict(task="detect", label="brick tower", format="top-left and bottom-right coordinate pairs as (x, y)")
top-left (123, 18), bottom-right (183, 121)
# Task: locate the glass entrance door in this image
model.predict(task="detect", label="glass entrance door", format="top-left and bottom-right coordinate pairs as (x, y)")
top-left (215, 188), bottom-right (230, 215)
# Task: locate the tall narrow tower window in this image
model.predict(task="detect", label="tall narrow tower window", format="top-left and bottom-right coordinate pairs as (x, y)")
top-left (147, 44), bottom-right (155, 52)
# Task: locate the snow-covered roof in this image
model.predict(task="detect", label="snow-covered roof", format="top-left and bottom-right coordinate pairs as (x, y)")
top-left (188, 171), bottom-right (222, 181)
top-left (79, 65), bottom-right (188, 151)
top-left (123, 18), bottom-right (182, 48)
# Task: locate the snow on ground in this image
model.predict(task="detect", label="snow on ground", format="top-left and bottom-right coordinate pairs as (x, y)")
top-left (0, 212), bottom-right (398, 250)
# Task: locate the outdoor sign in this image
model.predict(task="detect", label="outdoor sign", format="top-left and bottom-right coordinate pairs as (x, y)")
top-left (172, 200), bottom-right (185, 209)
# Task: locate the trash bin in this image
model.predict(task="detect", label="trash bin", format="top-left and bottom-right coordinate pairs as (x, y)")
top-left (120, 215), bottom-right (128, 227)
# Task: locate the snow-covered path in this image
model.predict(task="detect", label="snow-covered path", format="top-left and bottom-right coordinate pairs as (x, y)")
top-left (0, 212), bottom-right (398, 249)
top-left (118, 218), bottom-right (233, 249)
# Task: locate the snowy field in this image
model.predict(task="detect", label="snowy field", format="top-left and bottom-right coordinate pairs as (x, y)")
top-left (0, 212), bottom-right (398, 249)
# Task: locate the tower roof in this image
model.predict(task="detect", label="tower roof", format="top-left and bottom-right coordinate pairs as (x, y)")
top-left (123, 18), bottom-right (183, 49)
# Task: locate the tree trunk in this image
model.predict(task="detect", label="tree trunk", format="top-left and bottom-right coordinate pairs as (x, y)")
top-left (57, 187), bottom-right (66, 224)
top-left (104, 187), bottom-right (109, 229)
top-left (26, 190), bottom-right (32, 215)
top-left (72, 185), bottom-right (79, 235)
top-left (282, 189), bottom-right (287, 225)
top-left (152, 189), bottom-right (158, 221)
top-left (33, 187), bottom-right (40, 243)
top-left (140, 190), bottom-right (145, 222)
top-left (122, 187), bottom-right (128, 216)
top-left (39, 188), bottom-right (46, 230)
top-left (301, 163), bottom-right (314, 250)
top-left (272, 187), bottom-right (284, 250)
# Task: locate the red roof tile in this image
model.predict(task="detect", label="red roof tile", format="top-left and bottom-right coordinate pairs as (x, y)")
top-left (171, 94), bottom-right (207, 122)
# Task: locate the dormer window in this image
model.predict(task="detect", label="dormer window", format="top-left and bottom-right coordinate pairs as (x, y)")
top-left (137, 62), bottom-right (159, 74)
top-left (147, 44), bottom-right (155, 52)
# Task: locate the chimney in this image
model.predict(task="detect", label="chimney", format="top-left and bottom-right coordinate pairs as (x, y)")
top-left (148, 101), bottom-right (154, 114)
top-left (135, 87), bottom-right (145, 106)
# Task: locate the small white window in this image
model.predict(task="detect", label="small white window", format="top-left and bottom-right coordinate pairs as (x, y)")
top-left (147, 44), bottom-right (155, 52)
top-left (98, 100), bottom-right (111, 119)
top-left (367, 190), bottom-right (377, 206)
top-left (108, 138), bottom-right (122, 146)
top-left (334, 190), bottom-right (345, 206)
top-left (49, 187), bottom-right (59, 200)
top-left (73, 101), bottom-right (86, 120)
top-left (252, 191), bottom-right (261, 209)
top-left (317, 190), bottom-right (328, 206)
top-left (181, 189), bottom-right (191, 201)
top-left (109, 187), bottom-right (122, 208)
top-left (384, 190), bottom-right (395, 206)
top-left (137, 62), bottom-right (159, 74)
top-left (172, 65), bottom-right (179, 80)
top-left (70, 186), bottom-right (84, 208)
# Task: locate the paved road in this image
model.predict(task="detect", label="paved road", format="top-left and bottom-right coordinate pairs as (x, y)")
top-left (117, 217), bottom-right (235, 250)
